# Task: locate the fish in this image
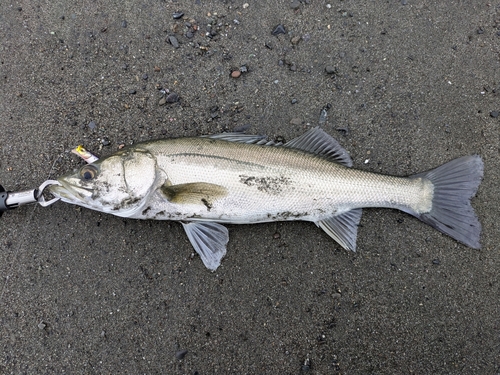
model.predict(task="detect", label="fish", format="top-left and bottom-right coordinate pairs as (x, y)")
top-left (49, 127), bottom-right (484, 270)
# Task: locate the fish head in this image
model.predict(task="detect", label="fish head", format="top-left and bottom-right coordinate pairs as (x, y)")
top-left (50, 149), bottom-right (159, 216)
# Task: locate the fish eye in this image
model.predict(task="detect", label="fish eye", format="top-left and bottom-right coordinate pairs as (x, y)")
top-left (80, 165), bottom-right (98, 180)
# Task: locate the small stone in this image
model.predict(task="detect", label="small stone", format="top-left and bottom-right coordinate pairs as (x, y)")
top-left (291, 36), bottom-right (301, 44)
top-left (231, 70), bottom-right (241, 78)
top-left (121, 20), bottom-right (128, 28)
top-left (169, 35), bottom-right (180, 48)
top-left (88, 121), bottom-right (96, 129)
top-left (173, 12), bottom-right (184, 19)
top-left (432, 259), bottom-right (441, 265)
top-left (166, 93), bottom-right (179, 103)
top-left (273, 232), bottom-right (281, 239)
top-left (290, 118), bottom-right (302, 126)
top-left (291, 98), bottom-right (297, 104)
top-left (159, 96), bottom-right (167, 106)
top-left (477, 27), bottom-right (484, 34)
top-left (490, 110), bottom-right (499, 118)
top-left (38, 321), bottom-right (46, 330)
top-left (128, 89), bottom-right (136, 95)
top-left (175, 349), bottom-right (188, 360)
top-left (101, 138), bottom-right (111, 146)
top-left (325, 66), bottom-right (337, 74)
top-left (154, 66), bottom-right (161, 72)
top-left (142, 73), bottom-right (148, 80)
top-left (272, 24), bottom-right (286, 36)
top-left (239, 65), bottom-right (248, 73)
top-left (290, 0), bottom-right (301, 9)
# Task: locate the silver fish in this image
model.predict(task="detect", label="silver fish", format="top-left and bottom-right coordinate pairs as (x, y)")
top-left (50, 127), bottom-right (483, 270)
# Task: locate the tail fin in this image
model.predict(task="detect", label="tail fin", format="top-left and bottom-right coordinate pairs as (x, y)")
top-left (409, 155), bottom-right (483, 249)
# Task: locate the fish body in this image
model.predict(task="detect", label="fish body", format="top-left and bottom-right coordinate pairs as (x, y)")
top-left (50, 127), bottom-right (483, 270)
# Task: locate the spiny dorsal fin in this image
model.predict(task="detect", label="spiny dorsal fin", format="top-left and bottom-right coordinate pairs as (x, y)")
top-left (204, 132), bottom-right (283, 146)
top-left (205, 127), bottom-right (351, 166)
top-left (284, 127), bottom-right (352, 167)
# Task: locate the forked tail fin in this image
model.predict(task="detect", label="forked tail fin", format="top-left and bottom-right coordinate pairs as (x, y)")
top-left (408, 155), bottom-right (483, 248)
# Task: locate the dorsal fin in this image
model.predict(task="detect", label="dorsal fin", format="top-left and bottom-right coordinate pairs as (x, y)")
top-left (204, 132), bottom-right (283, 146)
top-left (284, 127), bottom-right (352, 167)
top-left (205, 127), bottom-right (351, 166)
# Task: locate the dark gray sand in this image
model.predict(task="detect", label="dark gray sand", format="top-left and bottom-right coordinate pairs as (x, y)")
top-left (1, 1), bottom-right (499, 373)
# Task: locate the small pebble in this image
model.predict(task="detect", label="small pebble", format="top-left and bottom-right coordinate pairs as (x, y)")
top-left (128, 89), bottom-right (136, 95)
top-left (38, 322), bottom-right (46, 330)
top-left (239, 65), bottom-right (248, 73)
top-left (88, 121), bottom-right (96, 129)
top-left (490, 110), bottom-right (499, 118)
top-left (291, 36), bottom-right (301, 44)
top-left (432, 259), bottom-right (441, 265)
top-left (231, 70), bottom-right (241, 78)
top-left (175, 349), bottom-right (188, 360)
top-left (169, 35), bottom-right (180, 48)
top-left (325, 65), bottom-right (337, 74)
top-left (101, 138), bottom-right (111, 146)
top-left (290, 118), bottom-right (302, 126)
top-left (154, 66), bottom-right (161, 72)
top-left (173, 12), bottom-right (184, 19)
top-left (121, 20), bottom-right (127, 28)
top-left (159, 96), bottom-right (167, 106)
top-left (290, 0), bottom-right (301, 10)
top-left (272, 24), bottom-right (286, 36)
top-left (166, 93), bottom-right (179, 103)
top-left (142, 73), bottom-right (148, 80)
top-left (291, 98), bottom-right (297, 104)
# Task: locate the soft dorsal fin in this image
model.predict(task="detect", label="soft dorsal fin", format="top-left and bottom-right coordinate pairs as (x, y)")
top-left (284, 127), bottom-right (352, 167)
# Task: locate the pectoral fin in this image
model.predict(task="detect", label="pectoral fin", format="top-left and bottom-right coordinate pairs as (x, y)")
top-left (161, 182), bottom-right (227, 208)
top-left (316, 209), bottom-right (362, 251)
top-left (181, 221), bottom-right (229, 270)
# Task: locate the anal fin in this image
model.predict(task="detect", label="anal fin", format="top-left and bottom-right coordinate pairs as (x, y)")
top-left (316, 209), bottom-right (362, 251)
top-left (181, 221), bottom-right (229, 270)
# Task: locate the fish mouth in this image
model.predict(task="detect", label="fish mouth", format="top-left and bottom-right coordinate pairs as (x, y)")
top-left (49, 179), bottom-right (93, 204)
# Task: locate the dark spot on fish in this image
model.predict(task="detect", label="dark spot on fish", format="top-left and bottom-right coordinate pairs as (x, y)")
top-left (142, 207), bottom-right (152, 216)
top-left (239, 175), bottom-right (291, 194)
top-left (201, 198), bottom-right (212, 211)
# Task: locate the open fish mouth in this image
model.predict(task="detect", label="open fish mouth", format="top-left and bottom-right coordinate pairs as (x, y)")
top-left (49, 180), bottom-right (93, 204)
